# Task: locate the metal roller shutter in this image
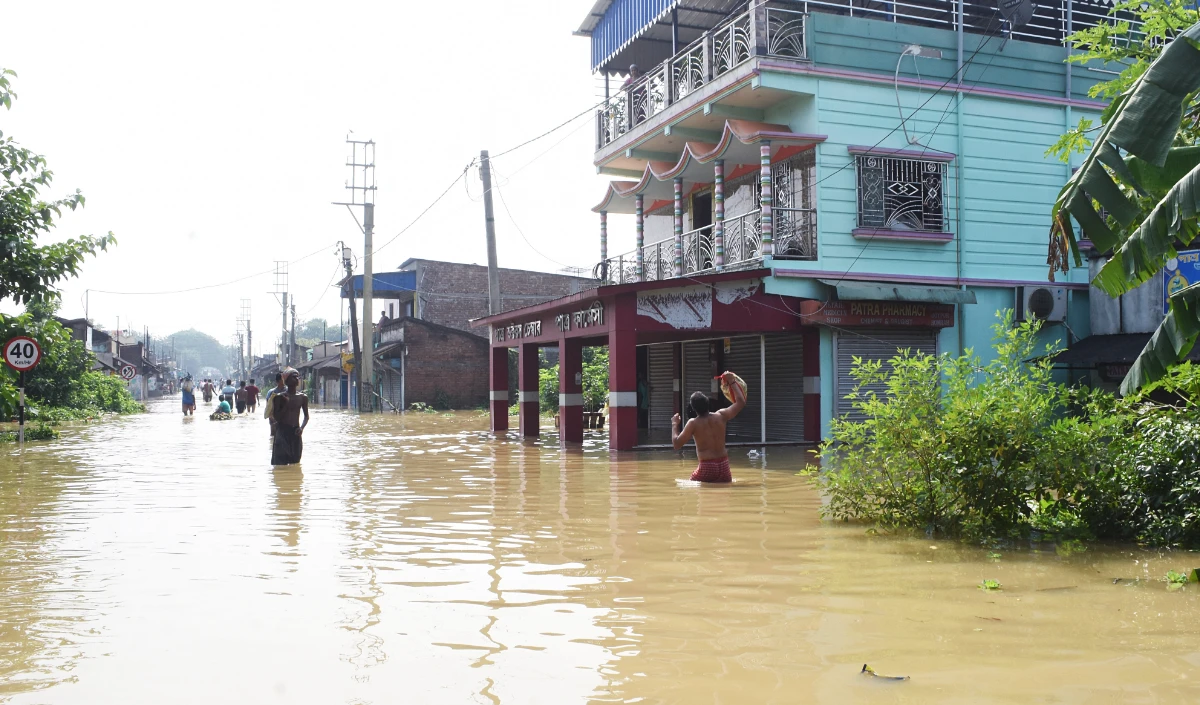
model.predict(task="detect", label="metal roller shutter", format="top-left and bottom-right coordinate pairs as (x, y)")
top-left (682, 341), bottom-right (713, 418)
top-left (765, 335), bottom-right (805, 442)
top-left (646, 344), bottom-right (674, 430)
top-left (723, 336), bottom-right (761, 441)
top-left (835, 329), bottom-right (938, 422)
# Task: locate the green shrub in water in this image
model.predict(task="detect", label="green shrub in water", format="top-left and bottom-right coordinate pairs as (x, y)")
top-left (816, 313), bottom-right (1084, 538)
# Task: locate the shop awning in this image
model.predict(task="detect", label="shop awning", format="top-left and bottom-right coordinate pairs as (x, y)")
top-left (340, 270), bottom-right (417, 300)
top-left (820, 280), bottom-right (977, 305)
top-left (1053, 333), bottom-right (1200, 365)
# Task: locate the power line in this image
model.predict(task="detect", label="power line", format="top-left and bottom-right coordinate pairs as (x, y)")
top-left (88, 241), bottom-right (333, 296)
top-left (492, 98), bottom-right (608, 159)
top-left (373, 160), bottom-right (475, 257)
top-left (490, 165), bottom-right (583, 270)
top-left (299, 261), bottom-right (345, 318)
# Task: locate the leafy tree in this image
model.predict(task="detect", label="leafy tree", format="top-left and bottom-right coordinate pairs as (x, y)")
top-left (0, 68), bottom-right (115, 306)
top-left (294, 318), bottom-right (346, 347)
top-left (1046, 9), bottom-right (1200, 392)
top-left (155, 329), bottom-right (233, 374)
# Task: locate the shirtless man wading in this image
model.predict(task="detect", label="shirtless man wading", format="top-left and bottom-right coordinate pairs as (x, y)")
top-left (271, 369), bottom-right (309, 466)
top-left (671, 371), bottom-right (746, 483)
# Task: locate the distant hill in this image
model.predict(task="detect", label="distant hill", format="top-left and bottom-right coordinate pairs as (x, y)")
top-left (155, 329), bottom-right (233, 374)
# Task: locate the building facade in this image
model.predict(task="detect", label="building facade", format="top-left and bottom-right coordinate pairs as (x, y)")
top-left (479, 0), bottom-right (1121, 449)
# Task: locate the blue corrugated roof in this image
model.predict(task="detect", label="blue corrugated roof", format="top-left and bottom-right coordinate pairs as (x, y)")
top-left (340, 271), bottom-right (417, 299)
top-left (590, 0), bottom-right (677, 72)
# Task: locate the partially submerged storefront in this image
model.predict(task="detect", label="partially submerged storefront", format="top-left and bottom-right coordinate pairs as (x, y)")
top-left (474, 271), bottom-right (967, 450)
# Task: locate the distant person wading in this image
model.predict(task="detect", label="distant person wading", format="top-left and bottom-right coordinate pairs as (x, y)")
top-left (671, 371), bottom-right (746, 483)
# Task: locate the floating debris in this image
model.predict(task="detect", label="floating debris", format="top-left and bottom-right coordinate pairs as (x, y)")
top-left (861, 664), bottom-right (909, 681)
top-left (979, 579), bottom-right (1002, 591)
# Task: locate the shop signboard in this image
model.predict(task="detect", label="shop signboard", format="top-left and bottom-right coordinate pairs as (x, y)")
top-left (1164, 249), bottom-right (1200, 314)
top-left (798, 300), bottom-right (956, 328)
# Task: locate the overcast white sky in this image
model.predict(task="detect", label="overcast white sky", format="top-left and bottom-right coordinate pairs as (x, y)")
top-left (3, 1), bottom-right (619, 354)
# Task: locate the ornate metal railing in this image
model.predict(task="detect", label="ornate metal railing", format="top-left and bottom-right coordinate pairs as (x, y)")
top-left (773, 207), bottom-right (818, 259)
top-left (682, 225), bottom-right (715, 275)
top-left (724, 210), bottom-right (763, 266)
top-left (597, 207), bottom-right (816, 285)
top-left (596, 1), bottom-right (808, 149)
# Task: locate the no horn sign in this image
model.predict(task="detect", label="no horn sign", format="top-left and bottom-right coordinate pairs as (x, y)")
top-left (3, 337), bottom-right (42, 372)
top-left (119, 364), bottom-right (138, 381)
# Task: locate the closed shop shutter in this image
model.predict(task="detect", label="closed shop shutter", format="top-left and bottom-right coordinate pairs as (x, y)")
top-left (765, 335), bottom-right (805, 441)
top-left (682, 341), bottom-right (713, 419)
top-left (723, 336), bottom-right (762, 441)
top-left (381, 367), bottom-right (403, 410)
top-left (835, 329), bottom-right (938, 421)
top-left (647, 344), bottom-right (674, 430)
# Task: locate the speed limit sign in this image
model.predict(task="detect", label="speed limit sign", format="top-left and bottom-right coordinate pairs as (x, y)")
top-left (4, 336), bottom-right (42, 446)
top-left (119, 364), bottom-right (138, 381)
top-left (3, 337), bottom-right (41, 372)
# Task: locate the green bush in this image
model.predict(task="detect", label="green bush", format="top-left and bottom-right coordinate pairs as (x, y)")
top-left (70, 372), bottom-right (143, 414)
top-left (537, 347), bottom-right (609, 414)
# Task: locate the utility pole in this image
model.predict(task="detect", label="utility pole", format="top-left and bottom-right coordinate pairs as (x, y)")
top-left (273, 262), bottom-right (288, 367)
top-left (142, 326), bottom-right (150, 401)
top-left (290, 301), bottom-right (297, 366)
top-left (334, 136), bottom-right (377, 412)
top-left (480, 149), bottom-right (501, 315)
top-left (238, 299), bottom-right (252, 381)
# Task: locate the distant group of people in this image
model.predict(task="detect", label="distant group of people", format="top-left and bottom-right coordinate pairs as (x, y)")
top-left (178, 369), bottom-right (308, 467)
top-left (190, 378), bottom-right (261, 419)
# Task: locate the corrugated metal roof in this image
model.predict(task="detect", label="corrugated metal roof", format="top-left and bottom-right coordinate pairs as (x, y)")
top-left (576, 0), bottom-right (744, 73)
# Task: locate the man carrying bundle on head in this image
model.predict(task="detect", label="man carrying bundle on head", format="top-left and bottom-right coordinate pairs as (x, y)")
top-left (671, 371), bottom-right (746, 483)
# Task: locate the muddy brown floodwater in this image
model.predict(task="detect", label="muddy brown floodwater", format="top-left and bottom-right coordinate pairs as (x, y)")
top-left (1, 400), bottom-right (1199, 703)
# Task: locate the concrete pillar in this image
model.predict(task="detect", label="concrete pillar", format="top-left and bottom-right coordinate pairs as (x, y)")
top-left (489, 344), bottom-right (509, 433)
top-left (559, 337), bottom-right (584, 444)
top-left (802, 327), bottom-right (821, 443)
top-left (760, 141), bottom-right (773, 256)
top-left (608, 307), bottom-right (638, 451)
top-left (518, 342), bottom-right (540, 437)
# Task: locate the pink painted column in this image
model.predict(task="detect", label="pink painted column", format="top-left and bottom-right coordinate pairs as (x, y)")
top-left (489, 344), bottom-right (509, 433)
top-left (714, 159), bottom-right (725, 269)
top-left (802, 327), bottom-right (821, 443)
top-left (559, 337), bottom-right (584, 444)
top-left (518, 342), bottom-right (540, 437)
top-left (673, 177), bottom-right (683, 277)
top-left (635, 193), bottom-right (645, 281)
top-left (759, 141), bottom-right (773, 256)
top-left (607, 297), bottom-right (638, 451)
top-left (599, 210), bottom-right (608, 281)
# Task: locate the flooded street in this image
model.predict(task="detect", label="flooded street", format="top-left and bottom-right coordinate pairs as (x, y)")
top-left (1, 401), bottom-right (1199, 704)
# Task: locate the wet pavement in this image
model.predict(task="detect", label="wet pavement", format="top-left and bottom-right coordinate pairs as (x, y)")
top-left (1, 399), bottom-right (1199, 703)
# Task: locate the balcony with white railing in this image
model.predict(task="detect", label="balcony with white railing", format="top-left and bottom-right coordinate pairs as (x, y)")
top-left (597, 207), bottom-right (816, 286)
top-left (596, 1), bottom-right (808, 150)
top-left (595, 0), bottom-right (1137, 150)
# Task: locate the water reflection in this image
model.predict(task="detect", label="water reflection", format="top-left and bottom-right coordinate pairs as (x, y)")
top-left (0, 403), bottom-right (1199, 703)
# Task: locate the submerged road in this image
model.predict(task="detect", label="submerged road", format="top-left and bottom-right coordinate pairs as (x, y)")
top-left (1, 399), bottom-right (1198, 703)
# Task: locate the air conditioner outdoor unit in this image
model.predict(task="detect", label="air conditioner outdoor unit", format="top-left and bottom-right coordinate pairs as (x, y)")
top-left (1018, 286), bottom-right (1068, 322)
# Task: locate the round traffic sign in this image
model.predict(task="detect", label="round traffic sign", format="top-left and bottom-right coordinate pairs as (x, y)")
top-left (119, 364), bottom-right (138, 381)
top-left (3, 337), bottom-right (42, 372)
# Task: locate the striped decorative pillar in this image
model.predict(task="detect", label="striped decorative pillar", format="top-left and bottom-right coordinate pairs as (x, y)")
top-left (759, 141), bottom-right (773, 256)
top-left (673, 176), bottom-right (683, 277)
top-left (599, 210), bottom-right (608, 281)
top-left (635, 193), bottom-right (645, 281)
top-left (714, 159), bottom-right (725, 269)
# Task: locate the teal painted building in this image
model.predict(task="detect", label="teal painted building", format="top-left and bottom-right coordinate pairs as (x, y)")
top-left (481, 0), bottom-right (1123, 448)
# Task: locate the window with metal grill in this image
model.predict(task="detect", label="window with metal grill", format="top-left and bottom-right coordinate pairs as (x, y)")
top-left (855, 155), bottom-right (948, 232)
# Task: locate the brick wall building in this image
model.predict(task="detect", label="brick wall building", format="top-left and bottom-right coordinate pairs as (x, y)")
top-left (375, 317), bottom-right (491, 409)
top-left (397, 259), bottom-right (591, 336)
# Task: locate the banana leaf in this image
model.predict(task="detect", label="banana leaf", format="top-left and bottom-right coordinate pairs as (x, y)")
top-left (1048, 22), bottom-right (1200, 278)
top-left (1120, 280), bottom-right (1200, 395)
